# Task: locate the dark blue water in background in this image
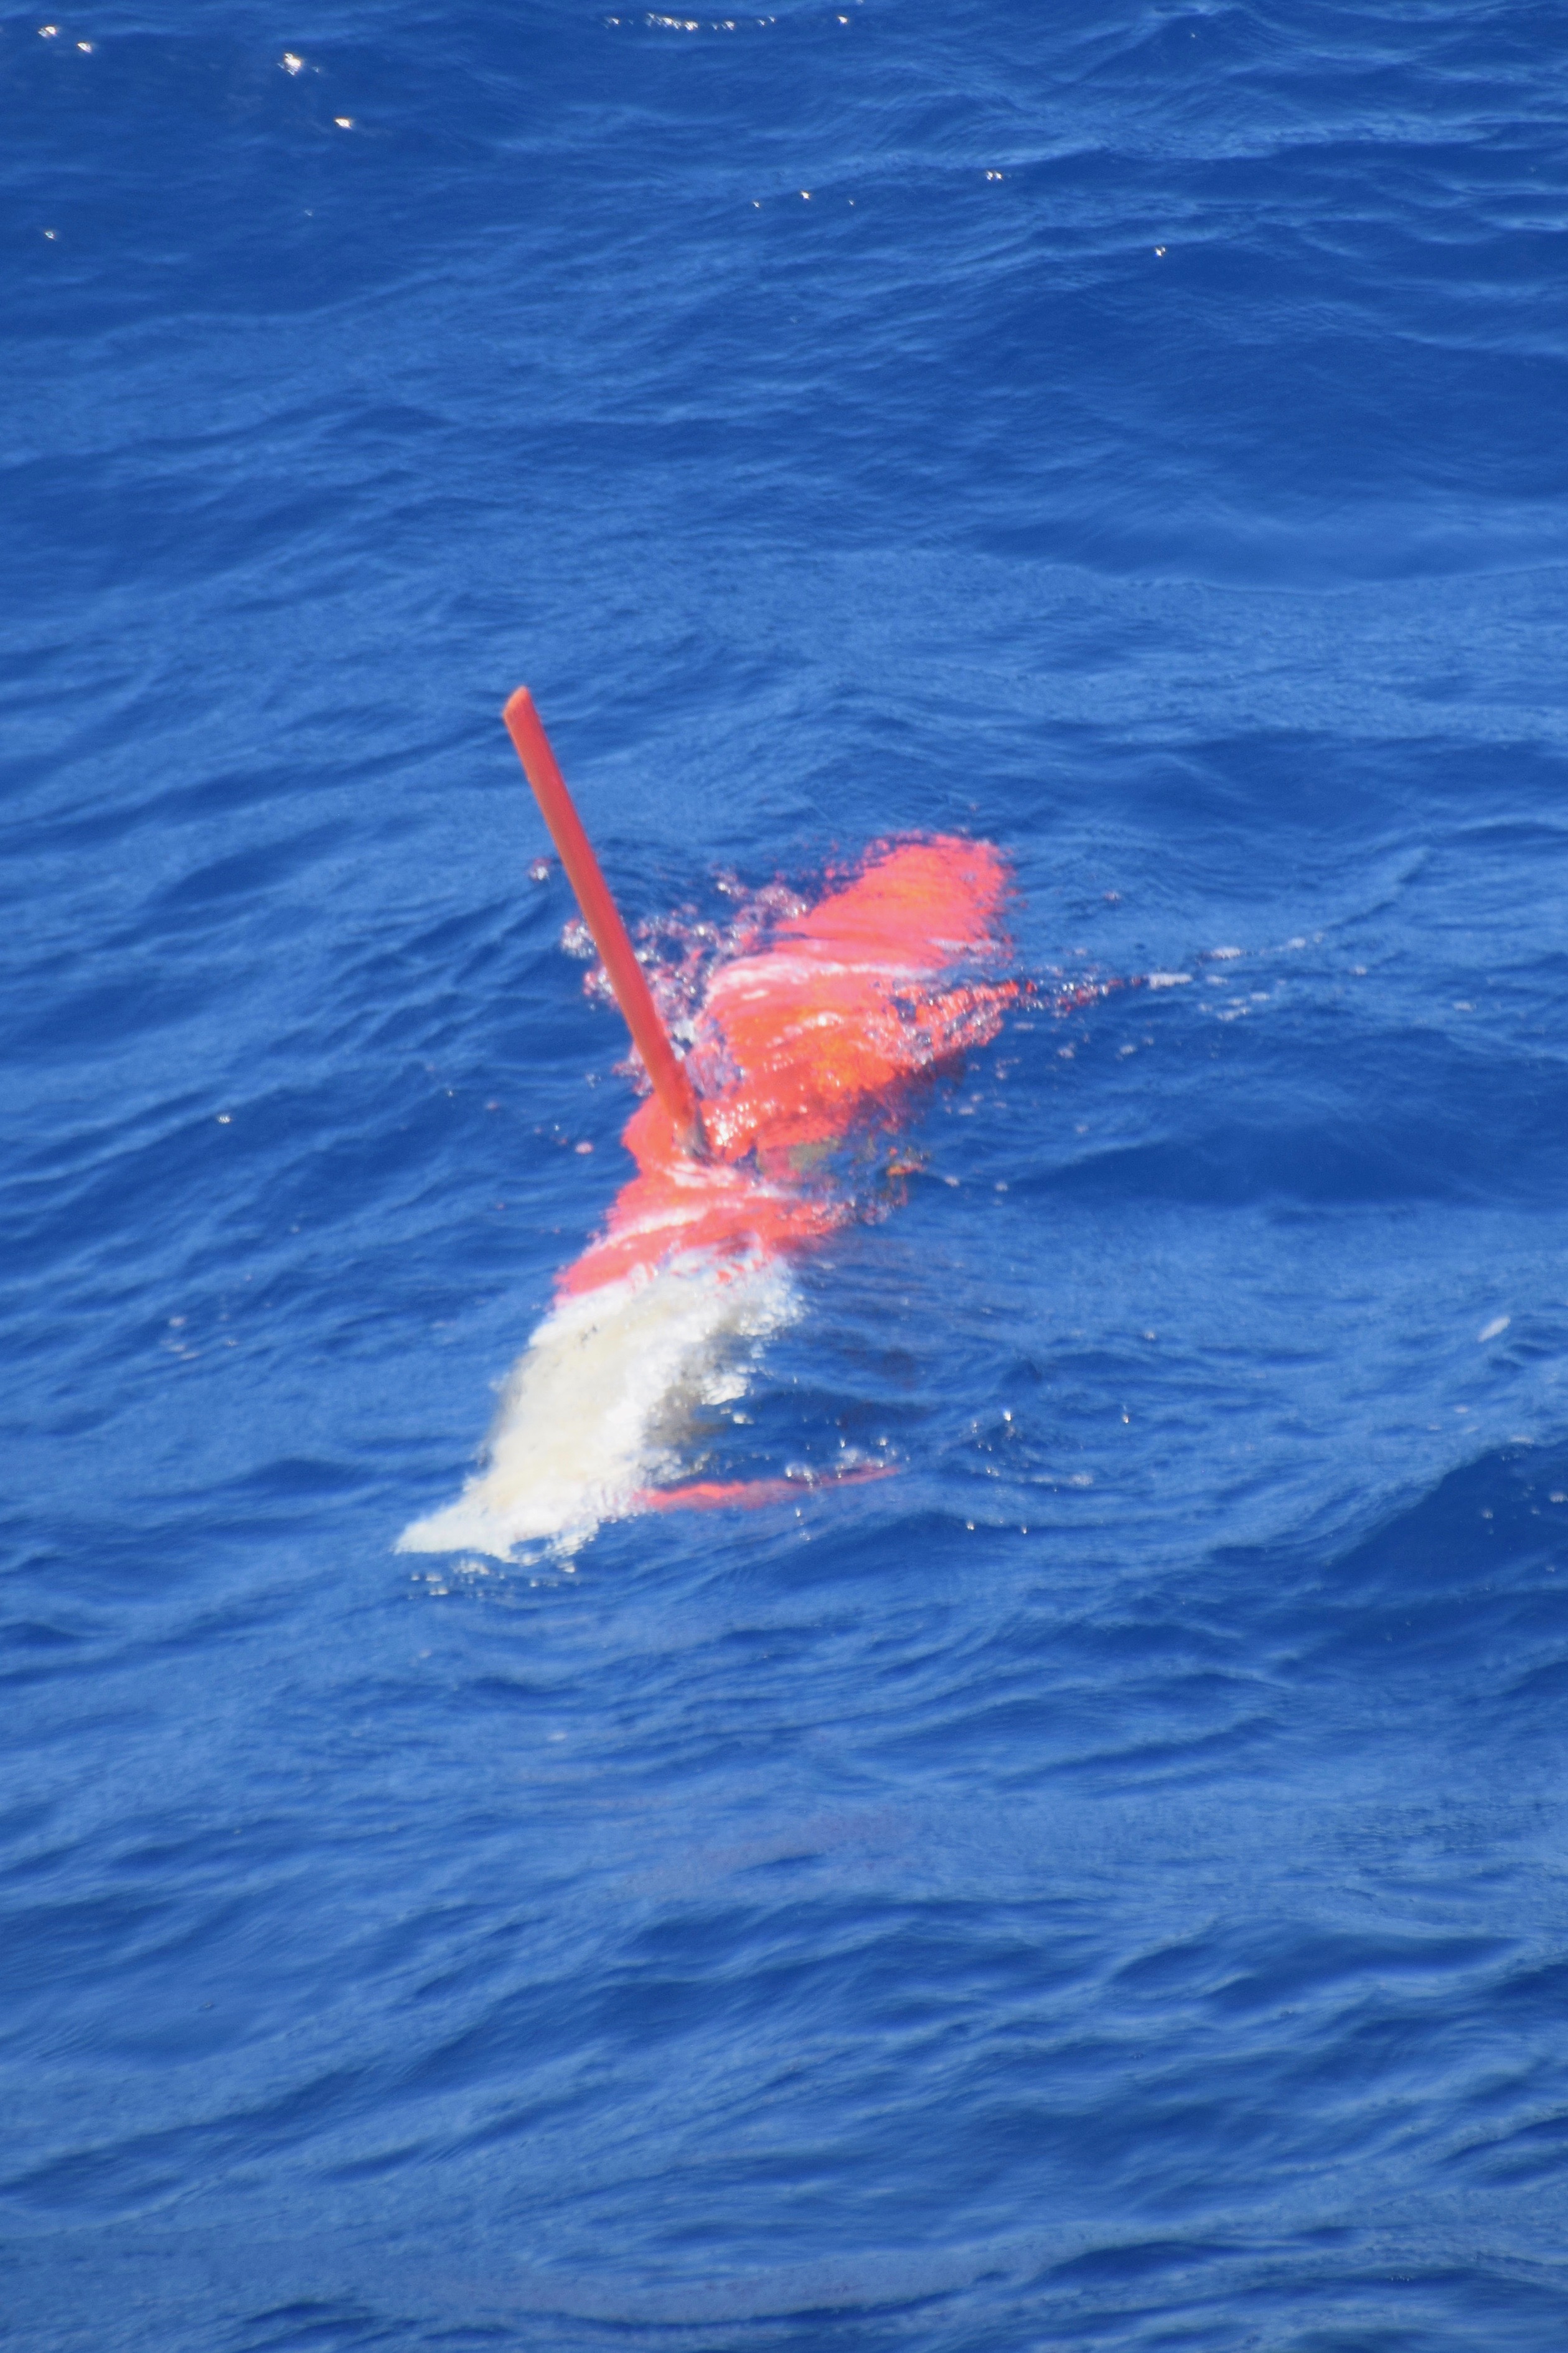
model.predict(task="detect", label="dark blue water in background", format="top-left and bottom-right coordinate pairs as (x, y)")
top-left (6, 4), bottom-right (1568, 2344)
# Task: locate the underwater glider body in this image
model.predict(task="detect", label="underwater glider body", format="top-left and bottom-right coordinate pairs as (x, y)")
top-left (398, 695), bottom-right (1015, 1561)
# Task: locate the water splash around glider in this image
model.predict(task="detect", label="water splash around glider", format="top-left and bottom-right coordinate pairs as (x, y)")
top-left (398, 694), bottom-right (1016, 1560)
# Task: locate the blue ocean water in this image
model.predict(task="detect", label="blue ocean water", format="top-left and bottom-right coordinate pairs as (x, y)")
top-left (6, 1), bottom-right (1568, 2343)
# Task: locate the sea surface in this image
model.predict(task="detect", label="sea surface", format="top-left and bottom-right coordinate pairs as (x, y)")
top-left (6, 4), bottom-right (1568, 2346)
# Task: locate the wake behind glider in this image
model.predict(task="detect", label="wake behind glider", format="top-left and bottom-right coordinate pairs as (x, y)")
top-left (399, 691), bottom-right (1018, 1560)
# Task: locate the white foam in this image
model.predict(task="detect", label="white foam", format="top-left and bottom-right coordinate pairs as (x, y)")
top-left (397, 1253), bottom-right (797, 1560)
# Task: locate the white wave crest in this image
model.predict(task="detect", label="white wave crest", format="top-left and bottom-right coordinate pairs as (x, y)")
top-left (397, 1253), bottom-right (797, 1560)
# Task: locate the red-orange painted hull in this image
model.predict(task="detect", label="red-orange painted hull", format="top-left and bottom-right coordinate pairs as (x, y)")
top-left (556, 831), bottom-right (1014, 1514)
top-left (560, 834), bottom-right (1016, 1301)
top-left (399, 832), bottom-right (1017, 1554)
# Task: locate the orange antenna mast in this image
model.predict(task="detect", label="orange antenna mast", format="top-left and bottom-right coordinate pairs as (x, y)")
top-left (503, 687), bottom-right (707, 1159)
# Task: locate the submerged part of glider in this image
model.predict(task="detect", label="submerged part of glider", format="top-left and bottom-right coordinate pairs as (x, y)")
top-left (397, 1253), bottom-right (797, 1558)
top-left (635, 1463), bottom-right (901, 1513)
top-left (400, 692), bottom-right (1016, 1558)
